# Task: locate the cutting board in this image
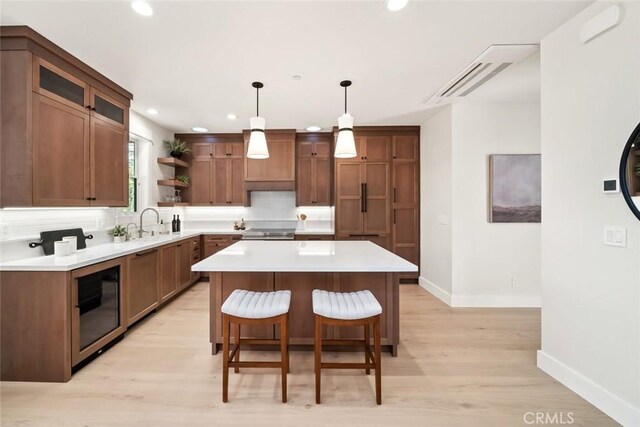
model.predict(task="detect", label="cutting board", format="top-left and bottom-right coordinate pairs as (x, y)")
top-left (29, 228), bottom-right (93, 256)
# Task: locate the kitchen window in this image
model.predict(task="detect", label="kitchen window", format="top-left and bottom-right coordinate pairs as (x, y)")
top-left (124, 139), bottom-right (138, 214)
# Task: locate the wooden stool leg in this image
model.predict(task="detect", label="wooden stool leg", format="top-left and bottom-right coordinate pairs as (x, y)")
top-left (315, 315), bottom-right (322, 404)
top-left (234, 323), bottom-right (240, 373)
top-left (364, 323), bottom-right (371, 375)
top-left (286, 314), bottom-right (290, 374)
top-left (280, 314), bottom-right (288, 403)
top-left (222, 314), bottom-right (231, 403)
top-left (374, 315), bottom-right (382, 405)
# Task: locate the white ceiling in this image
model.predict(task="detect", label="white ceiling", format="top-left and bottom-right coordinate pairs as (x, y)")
top-left (0, 1), bottom-right (588, 133)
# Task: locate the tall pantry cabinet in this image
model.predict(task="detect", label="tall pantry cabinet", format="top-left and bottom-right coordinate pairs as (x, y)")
top-left (334, 127), bottom-right (420, 277)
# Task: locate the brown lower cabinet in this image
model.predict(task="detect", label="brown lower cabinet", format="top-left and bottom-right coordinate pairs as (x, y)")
top-left (201, 234), bottom-right (241, 277)
top-left (126, 248), bottom-right (160, 325)
top-left (294, 234), bottom-right (334, 241)
top-left (0, 237), bottom-right (201, 383)
top-left (210, 271), bottom-right (396, 354)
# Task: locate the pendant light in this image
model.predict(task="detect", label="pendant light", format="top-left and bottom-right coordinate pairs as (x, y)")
top-left (247, 81), bottom-right (269, 159)
top-left (334, 80), bottom-right (357, 158)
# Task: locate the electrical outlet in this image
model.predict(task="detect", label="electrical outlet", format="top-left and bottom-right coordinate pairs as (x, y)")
top-left (511, 278), bottom-right (518, 288)
top-left (0, 223), bottom-right (8, 239)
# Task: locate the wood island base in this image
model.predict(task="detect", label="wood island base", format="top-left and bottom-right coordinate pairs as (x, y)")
top-left (209, 272), bottom-right (400, 357)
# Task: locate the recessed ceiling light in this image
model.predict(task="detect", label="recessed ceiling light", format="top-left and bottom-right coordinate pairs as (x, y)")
top-left (191, 127), bottom-right (208, 132)
top-left (147, 108), bottom-right (159, 115)
top-left (227, 113), bottom-right (237, 120)
top-left (292, 75), bottom-right (302, 81)
top-left (306, 126), bottom-right (322, 132)
top-left (385, 0), bottom-right (409, 12)
top-left (131, 1), bottom-right (153, 16)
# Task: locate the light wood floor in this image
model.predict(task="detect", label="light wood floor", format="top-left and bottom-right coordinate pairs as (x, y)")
top-left (1, 282), bottom-right (616, 427)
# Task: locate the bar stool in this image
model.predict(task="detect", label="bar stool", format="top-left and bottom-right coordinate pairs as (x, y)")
top-left (221, 289), bottom-right (291, 403)
top-left (312, 289), bottom-right (383, 405)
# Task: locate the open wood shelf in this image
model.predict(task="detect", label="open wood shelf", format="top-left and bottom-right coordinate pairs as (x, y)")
top-left (157, 202), bottom-right (189, 207)
top-left (157, 179), bottom-right (189, 188)
top-left (157, 157), bottom-right (190, 168)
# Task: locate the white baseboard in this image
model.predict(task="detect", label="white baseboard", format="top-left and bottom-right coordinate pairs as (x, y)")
top-left (537, 350), bottom-right (640, 426)
top-left (418, 276), bottom-right (541, 307)
top-left (418, 277), bottom-right (452, 305)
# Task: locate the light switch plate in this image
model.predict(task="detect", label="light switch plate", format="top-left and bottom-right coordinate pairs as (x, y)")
top-left (604, 226), bottom-right (626, 247)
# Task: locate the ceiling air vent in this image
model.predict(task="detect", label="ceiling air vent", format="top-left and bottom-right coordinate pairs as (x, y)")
top-left (425, 44), bottom-right (539, 105)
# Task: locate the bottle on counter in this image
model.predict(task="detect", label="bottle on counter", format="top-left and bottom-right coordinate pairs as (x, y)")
top-left (239, 218), bottom-right (245, 230)
top-left (172, 215), bottom-right (177, 233)
top-left (176, 215), bottom-right (181, 232)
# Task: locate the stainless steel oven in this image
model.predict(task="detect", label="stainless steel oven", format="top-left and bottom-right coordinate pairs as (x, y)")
top-left (71, 258), bottom-right (126, 366)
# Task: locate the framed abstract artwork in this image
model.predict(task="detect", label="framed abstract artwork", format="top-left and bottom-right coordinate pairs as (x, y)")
top-left (489, 154), bottom-right (541, 223)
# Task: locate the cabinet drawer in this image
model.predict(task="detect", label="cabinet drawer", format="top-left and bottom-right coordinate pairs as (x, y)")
top-left (204, 235), bottom-right (230, 244)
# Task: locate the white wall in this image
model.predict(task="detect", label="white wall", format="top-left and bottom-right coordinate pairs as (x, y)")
top-left (420, 101), bottom-right (541, 307)
top-left (420, 106), bottom-right (453, 296)
top-left (538, 2), bottom-right (640, 425)
top-left (452, 101), bottom-right (541, 305)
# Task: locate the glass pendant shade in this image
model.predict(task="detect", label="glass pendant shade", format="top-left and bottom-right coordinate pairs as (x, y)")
top-left (247, 116), bottom-right (269, 159)
top-left (334, 113), bottom-right (357, 158)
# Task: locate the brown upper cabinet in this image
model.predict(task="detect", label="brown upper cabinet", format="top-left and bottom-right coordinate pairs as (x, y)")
top-left (296, 133), bottom-right (332, 206)
top-left (1, 27), bottom-right (132, 207)
top-left (176, 134), bottom-right (246, 206)
top-left (243, 130), bottom-right (296, 190)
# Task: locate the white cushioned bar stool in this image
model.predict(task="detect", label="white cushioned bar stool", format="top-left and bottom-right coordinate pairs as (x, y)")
top-left (221, 289), bottom-right (291, 403)
top-left (312, 289), bottom-right (383, 405)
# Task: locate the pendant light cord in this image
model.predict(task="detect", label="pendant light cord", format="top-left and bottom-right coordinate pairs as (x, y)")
top-left (344, 85), bottom-right (348, 114)
top-left (256, 86), bottom-right (260, 117)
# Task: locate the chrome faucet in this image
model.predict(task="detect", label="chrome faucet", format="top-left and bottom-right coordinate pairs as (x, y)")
top-left (125, 222), bottom-right (138, 241)
top-left (138, 208), bottom-right (160, 238)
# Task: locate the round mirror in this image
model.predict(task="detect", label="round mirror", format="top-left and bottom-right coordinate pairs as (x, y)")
top-left (620, 122), bottom-right (640, 221)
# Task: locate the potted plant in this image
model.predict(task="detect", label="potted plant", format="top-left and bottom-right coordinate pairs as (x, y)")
top-left (176, 174), bottom-right (190, 185)
top-left (110, 225), bottom-right (127, 243)
top-left (163, 138), bottom-right (191, 159)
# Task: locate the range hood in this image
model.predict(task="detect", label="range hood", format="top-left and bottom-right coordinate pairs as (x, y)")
top-left (243, 129), bottom-right (296, 191)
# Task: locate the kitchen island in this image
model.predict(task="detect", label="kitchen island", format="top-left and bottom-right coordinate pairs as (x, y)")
top-left (191, 240), bottom-right (418, 356)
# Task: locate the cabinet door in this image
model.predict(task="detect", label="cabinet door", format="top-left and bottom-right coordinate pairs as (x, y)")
top-left (229, 157), bottom-right (245, 205)
top-left (32, 93), bottom-right (91, 206)
top-left (297, 140), bottom-right (314, 158)
top-left (227, 142), bottom-right (244, 158)
top-left (314, 158), bottom-right (331, 205)
top-left (392, 135), bottom-right (418, 161)
top-left (336, 162), bottom-right (364, 235)
top-left (90, 117), bottom-right (128, 206)
top-left (393, 161), bottom-right (419, 266)
top-left (177, 241), bottom-right (192, 289)
top-left (192, 143), bottom-right (213, 159)
top-left (212, 143), bottom-right (228, 159)
top-left (212, 158), bottom-right (228, 205)
top-left (363, 135), bottom-right (391, 162)
top-left (190, 159), bottom-right (213, 205)
top-left (314, 140), bottom-right (331, 158)
top-left (159, 244), bottom-right (178, 302)
top-left (296, 157), bottom-right (313, 206)
top-left (33, 57), bottom-right (89, 112)
top-left (90, 88), bottom-right (127, 130)
top-left (127, 249), bottom-right (159, 324)
top-left (363, 162), bottom-right (390, 235)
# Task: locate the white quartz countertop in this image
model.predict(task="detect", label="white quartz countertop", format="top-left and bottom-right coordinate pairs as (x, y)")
top-left (192, 241), bottom-right (418, 273)
top-left (0, 231), bottom-right (203, 272)
top-left (0, 227), bottom-right (336, 272)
